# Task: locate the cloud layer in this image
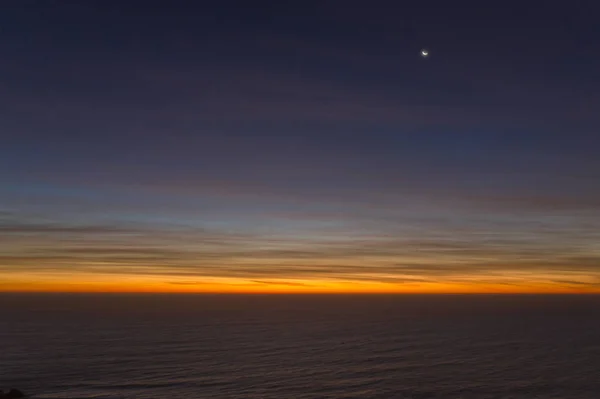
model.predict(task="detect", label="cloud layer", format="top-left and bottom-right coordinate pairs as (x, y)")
top-left (2, 204), bottom-right (599, 292)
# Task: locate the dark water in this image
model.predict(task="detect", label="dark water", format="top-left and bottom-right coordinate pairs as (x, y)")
top-left (2, 294), bottom-right (600, 399)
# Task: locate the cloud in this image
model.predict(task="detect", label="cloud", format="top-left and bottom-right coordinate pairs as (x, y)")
top-left (249, 280), bottom-right (312, 287)
top-left (2, 225), bottom-right (599, 287)
top-left (2, 198), bottom-right (600, 291)
top-left (167, 281), bottom-right (210, 286)
top-left (0, 222), bottom-right (138, 235)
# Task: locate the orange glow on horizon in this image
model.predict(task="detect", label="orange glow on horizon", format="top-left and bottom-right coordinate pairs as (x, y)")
top-left (2, 273), bottom-right (599, 295)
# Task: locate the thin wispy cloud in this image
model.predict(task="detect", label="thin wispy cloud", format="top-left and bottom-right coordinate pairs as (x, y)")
top-left (2, 208), bottom-right (599, 290)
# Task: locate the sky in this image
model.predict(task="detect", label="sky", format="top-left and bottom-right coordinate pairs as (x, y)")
top-left (1, 1), bottom-right (600, 293)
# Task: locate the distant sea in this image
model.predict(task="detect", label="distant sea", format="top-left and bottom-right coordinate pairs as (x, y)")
top-left (2, 294), bottom-right (600, 399)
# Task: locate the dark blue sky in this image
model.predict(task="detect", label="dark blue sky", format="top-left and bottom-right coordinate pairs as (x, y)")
top-left (1, 1), bottom-right (600, 292)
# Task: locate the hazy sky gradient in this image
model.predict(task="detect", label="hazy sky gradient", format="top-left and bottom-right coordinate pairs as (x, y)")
top-left (2, 1), bottom-right (600, 292)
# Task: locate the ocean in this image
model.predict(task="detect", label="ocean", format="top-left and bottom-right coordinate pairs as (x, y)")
top-left (1, 294), bottom-right (600, 399)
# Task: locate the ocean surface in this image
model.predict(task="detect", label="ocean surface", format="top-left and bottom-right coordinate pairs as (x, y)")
top-left (2, 294), bottom-right (600, 399)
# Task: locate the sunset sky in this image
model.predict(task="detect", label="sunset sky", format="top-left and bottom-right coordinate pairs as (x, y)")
top-left (1, 1), bottom-right (600, 293)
